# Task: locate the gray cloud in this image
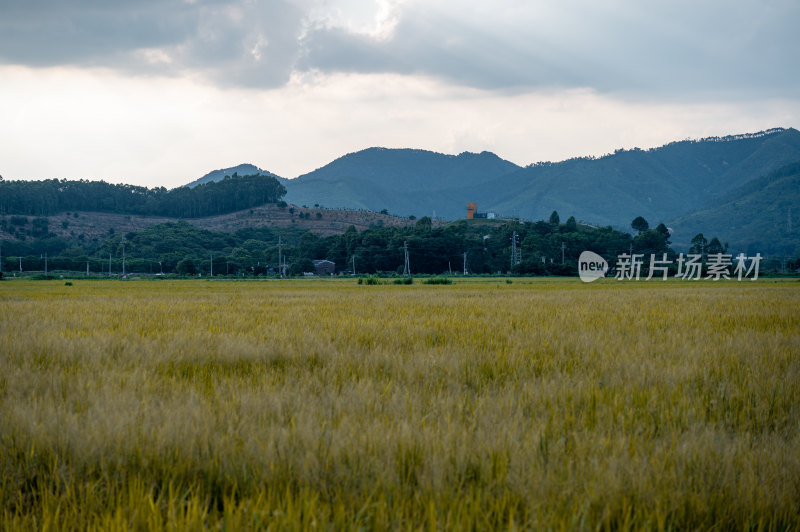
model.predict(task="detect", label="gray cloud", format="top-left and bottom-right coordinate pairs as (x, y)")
top-left (0, 0), bottom-right (304, 88)
top-left (0, 1), bottom-right (195, 65)
top-left (299, 1), bottom-right (800, 97)
top-left (0, 0), bottom-right (798, 96)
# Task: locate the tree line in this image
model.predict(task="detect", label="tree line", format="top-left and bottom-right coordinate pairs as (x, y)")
top-left (0, 173), bottom-right (286, 218)
top-left (0, 212), bottom-right (679, 276)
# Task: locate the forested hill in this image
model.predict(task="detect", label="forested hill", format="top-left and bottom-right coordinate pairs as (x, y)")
top-left (0, 173), bottom-right (286, 218)
top-left (669, 160), bottom-right (800, 255)
top-left (277, 128), bottom-right (800, 227)
top-left (484, 128), bottom-right (800, 227)
top-left (282, 148), bottom-right (522, 216)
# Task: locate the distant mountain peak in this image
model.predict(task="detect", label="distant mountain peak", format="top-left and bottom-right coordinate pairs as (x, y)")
top-left (185, 163), bottom-right (283, 188)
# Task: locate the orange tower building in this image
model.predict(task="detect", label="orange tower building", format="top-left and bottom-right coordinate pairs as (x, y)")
top-left (466, 202), bottom-right (477, 219)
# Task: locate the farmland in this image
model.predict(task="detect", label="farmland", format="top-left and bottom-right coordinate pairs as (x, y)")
top-left (1, 278), bottom-right (799, 530)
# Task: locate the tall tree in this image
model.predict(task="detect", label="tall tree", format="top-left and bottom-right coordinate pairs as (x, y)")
top-left (631, 216), bottom-right (649, 233)
top-left (706, 237), bottom-right (727, 255)
top-left (689, 233), bottom-right (708, 259)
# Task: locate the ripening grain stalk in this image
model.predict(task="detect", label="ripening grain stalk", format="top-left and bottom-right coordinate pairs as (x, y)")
top-left (1, 278), bottom-right (798, 530)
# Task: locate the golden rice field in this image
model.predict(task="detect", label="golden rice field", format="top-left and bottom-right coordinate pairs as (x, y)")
top-left (1, 277), bottom-right (799, 530)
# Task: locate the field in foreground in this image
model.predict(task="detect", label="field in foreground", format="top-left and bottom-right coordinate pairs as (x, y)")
top-left (1, 278), bottom-right (799, 530)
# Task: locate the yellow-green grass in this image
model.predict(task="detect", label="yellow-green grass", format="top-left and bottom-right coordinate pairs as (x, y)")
top-left (1, 278), bottom-right (798, 530)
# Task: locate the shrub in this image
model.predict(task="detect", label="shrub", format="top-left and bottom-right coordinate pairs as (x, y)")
top-left (423, 277), bottom-right (452, 285)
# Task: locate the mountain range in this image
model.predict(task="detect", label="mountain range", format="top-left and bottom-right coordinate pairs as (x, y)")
top-left (193, 127), bottom-right (800, 254)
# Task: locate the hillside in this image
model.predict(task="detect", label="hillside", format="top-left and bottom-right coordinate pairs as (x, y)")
top-left (0, 204), bottom-right (422, 245)
top-left (281, 148), bottom-right (521, 217)
top-left (272, 129), bottom-right (800, 232)
top-left (669, 161), bottom-right (800, 255)
top-left (456, 128), bottom-right (800, 227)
top-left (0, 173), bottom-right (286, 218)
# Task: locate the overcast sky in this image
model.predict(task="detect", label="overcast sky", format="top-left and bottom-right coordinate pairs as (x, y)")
top-left (1, 0), bottom-right (798, 187)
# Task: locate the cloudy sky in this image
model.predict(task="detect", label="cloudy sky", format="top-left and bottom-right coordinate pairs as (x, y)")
top-left (1, 0), bottom-right (798, 187)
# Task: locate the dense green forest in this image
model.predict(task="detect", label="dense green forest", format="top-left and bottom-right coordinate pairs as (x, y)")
top-left (0, 173), bottom-right (286, 217)
top-left (0, 213), bottom-right (683, 276)
top-left (670, 161), bottom-right (800, 255)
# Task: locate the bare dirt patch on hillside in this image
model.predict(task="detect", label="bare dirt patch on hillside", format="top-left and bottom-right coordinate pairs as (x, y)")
top-left (0, 204), bottom-right (433, 242)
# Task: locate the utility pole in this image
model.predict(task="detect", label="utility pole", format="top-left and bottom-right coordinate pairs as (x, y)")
top-left (109, 253), bottom-right (112, 276)
top-left (278, 237), bottom-right (283, 277)
top-left (561, 241), bottom-right (566, 265)
top-left (20, 256), bottom-right (22, 272)
top-left (44, 252), bottom-right (48, 275)
top-left (352, 255), bottom-right (356, 275)
top-left (121, 238), bottom-right (126, 276)
top-left (86, 262), bottom-right (89, 276)
top-left (510, 232), bottom-right (516, 269)
top-left (510, 231), bottom-right (520, 268)
top-left (463, 251), bottom-right (468, 275)
top-left (403, 240), bottom-right (410, 276)
top-left (210, 253), bottom-right (213, 277)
